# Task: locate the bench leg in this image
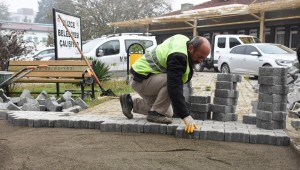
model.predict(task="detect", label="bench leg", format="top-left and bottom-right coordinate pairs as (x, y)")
top-left (56, 83), bottom-right (60, 97)
top-left (91, 81), bottom-right (95, 99)
top-left (81, 82), bottom-right (84, 99)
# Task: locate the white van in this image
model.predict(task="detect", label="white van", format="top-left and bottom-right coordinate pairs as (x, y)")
top-left (195, 34), bottom-right (260, 72)
top-left (83, 33), bottom-right (157, 72)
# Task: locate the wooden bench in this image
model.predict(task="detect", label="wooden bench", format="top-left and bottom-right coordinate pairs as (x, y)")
top-left (6, 60), bottom-right (95, 99)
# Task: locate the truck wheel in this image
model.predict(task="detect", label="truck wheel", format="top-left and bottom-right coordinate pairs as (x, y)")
top-left (214, 67), bottom-right (219, 72)
top-left (221, 64), bottom-right (230, 74)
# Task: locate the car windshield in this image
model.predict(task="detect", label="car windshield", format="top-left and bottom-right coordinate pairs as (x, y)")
top-left (256, 44), bottom-right (295, 54)
top-left (82, 38), bottom-right (105, 53)
top-left (239, 37), bottom-right (260, 44)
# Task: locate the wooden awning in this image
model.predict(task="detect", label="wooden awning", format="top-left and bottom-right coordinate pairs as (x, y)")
top-left (107, 0), bottom-right (300, 27)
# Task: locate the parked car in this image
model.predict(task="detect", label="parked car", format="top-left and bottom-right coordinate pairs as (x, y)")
top-left (83, 33), bottom-right (157, 72)
top-left (32, 47), bottom-right (55, 60)
top-left (194, 34), bottom-right (260, 72)
top-left (218, 43), bottom-right (297, 76)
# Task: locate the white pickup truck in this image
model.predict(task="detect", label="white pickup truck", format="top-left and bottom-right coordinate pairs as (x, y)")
top-left (194, 34), bottom-right (260, 72)
top-left (82, 33), bottom-right (157, 73)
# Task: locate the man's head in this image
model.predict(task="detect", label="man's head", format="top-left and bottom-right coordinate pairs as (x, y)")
top-left (188, 36), bottom-right (211, 64)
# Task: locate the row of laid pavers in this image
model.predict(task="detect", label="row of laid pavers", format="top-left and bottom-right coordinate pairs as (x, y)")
top-left (0, 110), bottom-right (290, 146)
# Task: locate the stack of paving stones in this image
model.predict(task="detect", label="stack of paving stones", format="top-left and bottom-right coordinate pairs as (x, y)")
top-left (187, 96), bottom-right (211, 120)
top-left (212, 74), bottom-right (242, 121)
top-left (256, 67), bottom-right (289, 130)
top-left (0, 111), bottom-right (290, 146)
top-left (0, 89), bottom-right (88, 113)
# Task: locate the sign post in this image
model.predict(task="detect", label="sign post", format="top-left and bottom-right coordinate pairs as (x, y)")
top-left (53, 9), bottom-right (82, 60)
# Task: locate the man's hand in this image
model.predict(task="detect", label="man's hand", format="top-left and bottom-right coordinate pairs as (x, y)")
top-left (183, 115), bottom-right (199, 133)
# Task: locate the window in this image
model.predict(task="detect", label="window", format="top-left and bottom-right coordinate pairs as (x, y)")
top-left (289, 26), bottom-right (298, 50)
top-left (249, 29), bottom-right (258, 37)
top-left (238, 30), bottom-right (245, 35)
top-left (98, 40), bottom-right (120, 56)
top-left (245, 46), bottom-right (259, 55)
top-left (217, 38), bottom-right (226, 48)
top-left (231, 46), bottom-right (245, 54)
top-left (229, 38), bottom-right (241, 48)
top-left (34, 37), bottom-right (38, 44)
top-left (125, 40), bottom-right (154, 53)
top-left (275, 27), bottom-right (285, 45)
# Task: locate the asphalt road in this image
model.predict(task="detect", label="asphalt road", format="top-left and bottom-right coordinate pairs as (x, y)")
top-left (0, 118), bottom-right (299, 170)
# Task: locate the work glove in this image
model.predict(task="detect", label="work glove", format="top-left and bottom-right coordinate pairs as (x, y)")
top-left (183, 115), bottom-right (199, 133)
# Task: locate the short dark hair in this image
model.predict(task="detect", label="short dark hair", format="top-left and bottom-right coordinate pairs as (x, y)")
top-left (188, 36), bottom-right (205, 51)
top-left (297, 44), bottom-right (300, 62)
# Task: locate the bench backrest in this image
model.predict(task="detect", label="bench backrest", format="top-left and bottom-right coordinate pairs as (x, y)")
top-left (8, 60), bottom-right (93, 78)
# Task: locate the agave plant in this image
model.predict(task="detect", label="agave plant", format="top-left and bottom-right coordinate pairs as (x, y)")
top-left (92, 60), bottom-right (111, 81)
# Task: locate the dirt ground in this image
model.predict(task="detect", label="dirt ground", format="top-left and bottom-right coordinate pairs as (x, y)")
top-left (0, 118), bottom-right (299, 170)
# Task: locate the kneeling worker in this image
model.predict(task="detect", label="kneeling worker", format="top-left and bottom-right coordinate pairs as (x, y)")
top-left (120, 34), bottom-right (211, 133)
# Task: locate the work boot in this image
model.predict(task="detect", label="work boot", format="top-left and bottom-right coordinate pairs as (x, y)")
top-left (147, 111), bottom-right (172, 124)
top-left (119, 94), bottom-right (133, 119)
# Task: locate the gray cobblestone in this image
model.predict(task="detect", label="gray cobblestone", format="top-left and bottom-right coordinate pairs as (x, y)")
top-left (190, 103), bottom-right (211, 112)
top-left (259, 67), bottom-right (288, 77)
top-left (243, 113), bottom-right (257, 125)
top-left (258, 76), bottom-right (287, 85)
top-left (188, 96), bottom-right (211, 104)
top-left (257, 102), bottom-right (287, 112)
top-left (259, 85), bottom-right (289, 95)
top-left (256, 110), bottom-right (287, 121)
top-left (214, 89), bottom-right (239, 98)
top-left (213, 97), bottom-right (238, 106)
top-left (258, 93), bottom-right (287, 103)
top-left (216, 81), bottom-right (237, 90)
top-left (216, 74), bottom-right (242, 82)
top-left (212, 104), bottom-right (236, 113)
top-left (224, 129), bottom-right (249, 143)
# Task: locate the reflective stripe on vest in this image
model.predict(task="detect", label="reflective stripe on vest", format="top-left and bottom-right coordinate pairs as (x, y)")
top-left (144, 47), bottom-right (167, 73)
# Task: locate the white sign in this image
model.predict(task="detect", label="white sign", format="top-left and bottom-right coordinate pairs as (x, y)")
top-left (53, 9), bottom-right (81, 59)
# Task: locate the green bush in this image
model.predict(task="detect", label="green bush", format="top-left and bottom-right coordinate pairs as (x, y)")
top-left (93, 60), bottom-right (111, 81)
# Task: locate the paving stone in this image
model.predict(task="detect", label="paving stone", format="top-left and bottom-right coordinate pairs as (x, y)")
top-left (54, 119), bottom-right (70, 128)
top-left (206, 128), bottom-right (225, 141)
top-left (62, 105), bottom-right (83, 113)
top-left (46, 98), bottom-right (62, 112)
top-left (13, 118), bottom-right (28, 126)
top-left (251, 101), bottom-right (258, 113)
top-left (188, 96), bottom-right (211, 104)
top-left (18, 90), bottom-right (33, 106)
top-left (256, 119), bottom-right (286, 130)
top-left (259, 85), bottom-right (289, 95)
top-left (224, 129), bottom-right (249, 143)
top-left (190, 103), bottom-right (210, 112)
top-left (40, 119), bottom-right (49, 127)
top-left (75, 98), bottom-right (88, 109)
top-left (212, 113), bottom-right (238, 122)
top-left (258, 93), bottom-right (287, 103)
top-left (0, 89), bottom-right (10, 102)
top-left (175, 125), bottom-right (200, 139)
top-left (89, 120), bottom-right (104, 129)
top-left (216, 74), bottom-right (242, 82)
top-left (215, 81), bottom-right (237, 90)
top-left (259, 67), bottom-right (288, 77)
top-left (213, 97), bottom-right (238, 106)
top-left (258, 76), bottom-right (287, 85)
top-left (36, 91), bottom-right (47, 105)
top-left (256, 110), bottom-right (287, 121)
top-left (274, 132), bottom-right (290, 146)
top-left (242, 113), bottom-right (257, 125)
top-left (144, 122), bottom-right (161, 134)
top-left (62, 101), bottom-right (73, 109)
top-left (211, 104), bottom-right (236, 113)
top-left (9, 97), bottom-right (20, 105)
top-left (214, 89), bottom-right (239, 98)
top-left (61, 91), bottom-right (73, 102)
top-left (190, 111), bottom-right (209, 120)
top-left (257, 102), bottom-right (287, 112)
top-left (6, 102), bottom-right (21, 111)
top-left (100, 121), bottom-right (117, 132)
top-left (22, 103), bottom-right (40, 111)
top-left (167, 124), bottom-right (179, 135)
top-left (291, 119), bottom-right (300, 128)
top-left (121, 121), bottom-right (140, 133)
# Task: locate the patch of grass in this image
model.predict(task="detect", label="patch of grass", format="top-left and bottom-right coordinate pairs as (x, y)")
top-left (10, 79), bottom-right (134, 107)
top-left (205, 85), bottom-right (211, 91)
